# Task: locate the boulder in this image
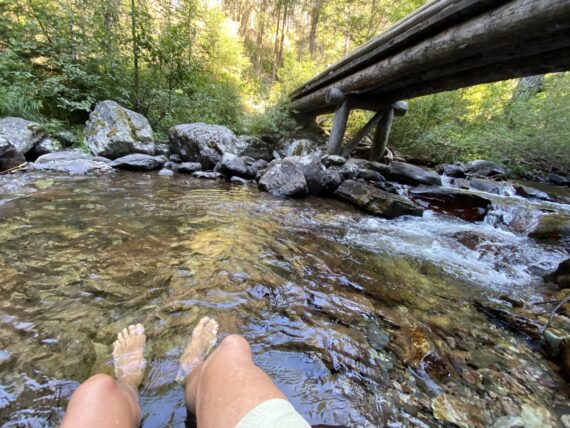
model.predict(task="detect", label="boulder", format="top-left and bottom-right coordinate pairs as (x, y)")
top-left (218, 153), bottom-right (261, 179)
top-left (169, 123), bottom-right (235, 167)
top-left (234, 135), bottom-right (274, 161)
top-left (549, 173), bottom-right (570, 187)
top-left (178, 162), bottom-right (202, 174)
top-left (512, 180), bottom-right (570, 204)
top-left (0, 136), bottom-right (26, 172)
top-left (0, 117), bottom-right (46, 154)
top-left (321, 155), bottom-right (347, 168)
top-left (347, 158), bottom-right (391, 176)
top-left (258, 159), bottom-right (308, 197)
top-left (468, 177), bottom-right (502, 194)
top-left (29, 150), bottom-right (113, 175)
top-left (464, 160), bottom-right (507, 180)
top-left (280, 138), bottom-right (320, 157)
top-left (546, 259), bottom-right (570, 289)
top-left (385, 161), bottom-right (442, 186)
top-left (337, 162), bottom-right (360, 180)
top-left (409, 187), bottom-right (492, 222)
top-left (322, 169), bottom-right (343, 194)
top-left (435, 163), bottom-right (466, 178)
top-left (528, 214), bottom-right (570, 246)
top-left (84, 100), bottom-right (155, 159)
top-left (334, 180), bottom-right (423, 218)
top-left (30, 138), bottom-right (63, 158)
top-left (110, 154), bottom-right (166, 171)
top-left (295, 155), bottom-right (325, 195)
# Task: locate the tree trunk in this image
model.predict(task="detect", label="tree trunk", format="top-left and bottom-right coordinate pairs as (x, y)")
top-left (130, 0), bottom-right (140, 111)
top-left (309, 0), bottom-right (322, 59)
top-left (512, 75), bottom-right (544, 100)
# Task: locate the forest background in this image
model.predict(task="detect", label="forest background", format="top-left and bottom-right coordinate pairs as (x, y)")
top-left (1, 0), bottom-right (568, 176)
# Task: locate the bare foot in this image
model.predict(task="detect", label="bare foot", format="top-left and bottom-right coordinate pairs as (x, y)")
top-left (175, 316), bottom-right (218, 384)
top-left (112, 323), bottom-right (146, 390)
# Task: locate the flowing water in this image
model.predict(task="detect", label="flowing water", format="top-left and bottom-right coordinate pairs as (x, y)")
top-left (0, 172), bottom-right (569, 427)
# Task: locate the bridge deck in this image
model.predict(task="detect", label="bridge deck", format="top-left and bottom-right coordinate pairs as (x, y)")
top-left (290, 0), bottom-right (570, 117)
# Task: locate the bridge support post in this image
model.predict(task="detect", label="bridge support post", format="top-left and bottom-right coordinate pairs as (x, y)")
top-left (341, 110), bottom-right (384, 158)
top-left (369, 107), bottom-right (394, 162)
top-left (327, 99), bottom-right (350, 156)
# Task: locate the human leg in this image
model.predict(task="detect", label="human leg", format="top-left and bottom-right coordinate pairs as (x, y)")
top-left (61, 324), bottom-right (146, 428)
top-left (178, 318), bottom-right (294, 428)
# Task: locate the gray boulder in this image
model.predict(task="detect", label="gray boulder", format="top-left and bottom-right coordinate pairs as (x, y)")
top-left (31, 138), bottom-right (63, 158)
top-left (468, 178), bottom-right (502, 194)
top-left (321, 155), bottom-right (347, 167)
top-left (0, 136), bottom-right (25, 172)
top-left (258, 159), bottom-right (308, 197)
top-left (347, 158), bottom-right (391, 176)
top-left (322, 169), bottom-right (343, 194)
top-left (435, 163), bottom-right (466, 178)
top-left (84, 100), bottom-right (155, 159)
top-left (464, 160), bottom-right (507, 180)
top-left (358, 169), bottom-right (385, 183)
top-left (296, 155), bottom-right (326, 196)
top-left (334, 180), bottom-right (423, 218)
top-left (230, 176), bottom-right (253, 185)
top-left (55, 130), bottom-right (76, 147)
top-left (218, 153), bottom-right (257, 179)
top-left (280, 138), bottom-right (320, 157)
top-left (234, 135), bottom-right (274, 161)
top-left (178, 162), bottom-right (202, 174)
top-left (385, 161), bottom-right (442, 186)
top-left (336, 162), bottom-right (360, 180)
top-left (0, 117), bottom-right (46, 154)
top-left (158, 168), bottom-right (174, 177)
top-left (29, 150), bottom-right (113, 175)
top-left (110, 154), bottom-right (166, 171)
top-left (169, 123), bottom-right (235, 167)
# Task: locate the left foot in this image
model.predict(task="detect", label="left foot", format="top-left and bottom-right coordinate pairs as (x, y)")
top-left (112, 323), bottom-right (146, 390)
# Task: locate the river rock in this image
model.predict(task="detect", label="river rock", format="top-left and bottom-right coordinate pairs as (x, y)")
top-left (436, 163), bottom-right (466, 178)
top-left (258, 159), bottom-right (308, 197)
top-left (280, 138), bottom-right (320, 157)
top-left (464, 160), bottom-right (507, 180)
top-left (155, 143), bottom-right (170, 157)
top-left (0, 136), bottom-right (25, 172)
top-left (385, 161), bottom-right (442, 186)
top-left (513, 180), bottom-right (570, 204)
top-left (409, 187), bottom-right (492, 221)
top-left (229, 176), bottom-right (252, 185)
top-left (334, 180), bottom-right (423, 218)
top-left (337, 162), bottom-right (360, 180)
top-left (0, 117), bottom-right (46, 154)
top-left (358, 169), bottom-right (385, 183)
top-left (169, 123), bottom-right (234, 168)
top-left (550, 173), bottom-right (570, 187)
top-left (347, 158), bottom-right (391, 176)
top-left (30, 138), bottom-right (63, 158)
top-left (321, 154), bottom-right (347, 167)
top-left (110, 154), bottom-right (166, 171)
top-left (322, 169), bottom-right (343, 194)
top-left (192, 171), bottom-right (224, 180)
top-left (528, 214), bottom-right (570, 246)
top-left (84, 100), bottom-right (155, 159)
top-left (177, 162), bottom-right (202, 174)
top-left (54, 130), bottom-right (76, 146)
top-left (547, 259), bottom-right (570, 289)
top-left (234, 135), bottom-right (274, 161)
top-left (218, 153), bottom-right (262, 179)
top-left (29, 150), bottom-right (113, 175)
top-left (469, 177), bottom-right (502, 194)
top-left (432, 393), bottom-right (490, 428)
top-left (158, 168), bottom-right (174, 176)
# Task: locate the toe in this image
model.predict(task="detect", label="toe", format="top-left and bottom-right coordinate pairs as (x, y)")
top-left (135, 323), bottom-right (144, 336)
top-left (128, 324), bottom-right (136, 336)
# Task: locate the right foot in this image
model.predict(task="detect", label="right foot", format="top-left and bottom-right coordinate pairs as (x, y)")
top-left (175, 316), bottom-right (219, 384)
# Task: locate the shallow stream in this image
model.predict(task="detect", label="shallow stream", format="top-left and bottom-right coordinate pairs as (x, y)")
top-left (0, 172), bottom-right (568, 427)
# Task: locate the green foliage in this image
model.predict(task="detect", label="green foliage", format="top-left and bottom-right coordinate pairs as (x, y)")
top-left (247, 99), bottom-right (297, 137)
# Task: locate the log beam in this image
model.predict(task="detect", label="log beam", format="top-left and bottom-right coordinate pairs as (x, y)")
top-left (327, 100), bottom-right (350, 155)
top-left (369, 108), bottom-right (395, 162)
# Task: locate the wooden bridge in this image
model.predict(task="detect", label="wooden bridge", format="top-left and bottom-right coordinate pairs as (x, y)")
top-left (289, 0), bottom-right (570, 160)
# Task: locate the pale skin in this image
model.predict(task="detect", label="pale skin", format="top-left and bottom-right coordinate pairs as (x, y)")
top-left (60, 317), bottom-right (287, 428)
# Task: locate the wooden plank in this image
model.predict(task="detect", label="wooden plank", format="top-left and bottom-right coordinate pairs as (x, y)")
top-left (291, 0), bottom-right (570, 114)
top-left (291, 0), bottom-right (506, 100)
top-left (327, 100), bottom-right (350, 155)
top-left (369, 108), bottom-right (395, 162)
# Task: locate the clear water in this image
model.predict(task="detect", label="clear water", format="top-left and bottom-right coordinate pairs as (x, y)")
top-left (0, 172), bottom-right (568, 427)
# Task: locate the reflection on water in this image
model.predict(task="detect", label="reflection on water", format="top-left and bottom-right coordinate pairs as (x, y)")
top-left (0, 172), bottom-right (568, 427)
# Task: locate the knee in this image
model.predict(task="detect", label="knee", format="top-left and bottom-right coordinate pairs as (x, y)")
top-left (219, 334), bottom-right (251, 353)
top-left (77, 374), bottom-right (119, 395)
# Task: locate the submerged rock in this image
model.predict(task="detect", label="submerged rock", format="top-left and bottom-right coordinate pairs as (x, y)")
top-left (258, 159), bottom-right (308, 197)
top-left (0, 136), bottom-right (25, 172)
top-left (168, 123), bottom-right (234, 166)
top-left (432, 393), bottom-right (490, 428)
top-left (177, 162), bottom-right (202, 174)
top-left (334, 180), bottom-right (423, 218)
top-left (29, 150), bottom-right (113, 175)
top-left (84, 100), bottom-right (155, 159)
top-left (0, 117), bottom-right (46, 154)
top-left (385, 161), bottom-right (442, 186)
top-left (409, 187), bottom-right (492, 222)
top-left (110, 154), bottom-right (166, 171)
top-left (464, 160), bottom-right (507, 180)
